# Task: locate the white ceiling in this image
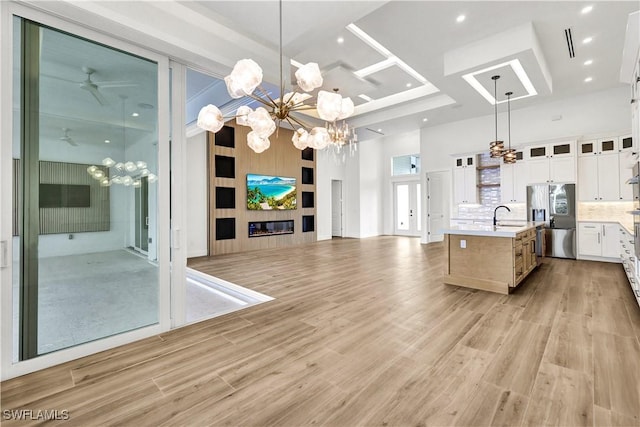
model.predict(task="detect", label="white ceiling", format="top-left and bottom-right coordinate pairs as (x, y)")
top-left (184, 1), bottom-right (638, 141)
top-left (18, 1), bottom-right (639, 148)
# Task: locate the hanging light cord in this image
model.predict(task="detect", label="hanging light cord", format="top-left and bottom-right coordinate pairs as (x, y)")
top-left (507, 92), bottom-right (511, 149)
top-left (279, 0), bottom-right (284, 100)
top-left (494, 77), bottom-right (498, 142)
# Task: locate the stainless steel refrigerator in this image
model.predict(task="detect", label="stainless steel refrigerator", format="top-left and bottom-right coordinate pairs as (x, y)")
top-left (527, 184), bottom-right (577, 259)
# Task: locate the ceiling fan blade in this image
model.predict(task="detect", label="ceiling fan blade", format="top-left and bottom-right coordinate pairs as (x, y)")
top-left (99, 81), bottom-right (139, 89)
top-left (67, 138), bottom-right (78, 147)
top-left (81, 82), bottom-right (108, 106)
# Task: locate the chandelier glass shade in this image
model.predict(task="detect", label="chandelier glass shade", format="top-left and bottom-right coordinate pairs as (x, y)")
top-left (489, 75), bottom-right (504, 158)
top-left (196, 0), bottom-right (355, 153)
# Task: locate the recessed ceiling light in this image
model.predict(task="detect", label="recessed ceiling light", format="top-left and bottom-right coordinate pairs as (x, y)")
top-left (131, 112), bottom-right (139, 117)
top-left (377, 128), bottom-right (382, 132)
top-left (582, 36), bottom-right (593, 44)
top-left (584, 77), bottom-right (593, 82)
top-left (581, 5), bottom-right (593, 14)
top-left (583, 59), bottom-right (593, 66)
top-left (104, 139), bottom-right (110, 144)
top-left (337, 36), bottom-right (344, 44)
top-left (406, 83), bottom-right (412, 88)
top-left (456, 14), bottom-right (466, 23)
top-left (422, 118), bottom-right (428, 122)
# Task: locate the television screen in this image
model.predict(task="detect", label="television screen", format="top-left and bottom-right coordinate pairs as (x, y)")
top-left (247, 174), bottom-right (296, 210)
top-left (40, 184), bottom-right (91, 208)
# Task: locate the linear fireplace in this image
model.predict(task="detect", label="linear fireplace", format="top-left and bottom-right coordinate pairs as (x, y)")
top-left (248, 220), bottom-right (294, 238)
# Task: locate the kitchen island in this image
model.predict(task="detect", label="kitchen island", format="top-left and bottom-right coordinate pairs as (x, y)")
top-left (442, 221), bottom-right (546, 294)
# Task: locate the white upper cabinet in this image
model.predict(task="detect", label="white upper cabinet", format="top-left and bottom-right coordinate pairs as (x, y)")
top-left (500, 151), bottom-right (527, 203)
top-left (526, 141), bottom-right (576, 184)
top-left (578, 137), bottom-right (633, 201)
top-left (453, 156), bottom-right (477, 205)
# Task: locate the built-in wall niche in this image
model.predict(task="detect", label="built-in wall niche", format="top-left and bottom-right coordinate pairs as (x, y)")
top-left (302, 215), bottom-right (315, 232)
top-left (301, 148), bottom-right (314, 161)
top-left (301, 167), bottom-right (314, 185)
top-left (215, 155), bottom-right (235, 178)
top-left (248, 220), bottom-right (294, 238)
top-left (215, 125), bottom-right (235, 148)
top-left (215, 186), bottom-right (235, 209)
top-left (215, 218), bottom-right (236, 240)
top-left (301, 191), bottom-right (314, 208)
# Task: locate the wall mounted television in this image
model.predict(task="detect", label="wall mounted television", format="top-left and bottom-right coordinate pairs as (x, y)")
top-left (247, 174), bottom-right (296, 210)
top-left (39, 184), bottom-right (91, 208)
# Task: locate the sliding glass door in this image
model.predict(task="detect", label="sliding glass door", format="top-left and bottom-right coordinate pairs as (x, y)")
top-left (12, 17), bottom-right (160, 360)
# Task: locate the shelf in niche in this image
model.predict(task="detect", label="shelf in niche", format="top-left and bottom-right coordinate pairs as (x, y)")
top-left (476, 165), bottom-right (501, 170)
top-left (215, 126), bottom-right (235, 148)
top-left (477, 183), bottom-right (501, 188)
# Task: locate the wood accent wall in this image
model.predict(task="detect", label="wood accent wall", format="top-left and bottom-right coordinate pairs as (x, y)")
top-left (208, 124), bottom-right (316, 255)
top-left (13, 160), bottom-right (110, 235)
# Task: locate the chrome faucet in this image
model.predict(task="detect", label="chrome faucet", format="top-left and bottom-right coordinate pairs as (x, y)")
top-left (493, 205), bottom-right (511, 226)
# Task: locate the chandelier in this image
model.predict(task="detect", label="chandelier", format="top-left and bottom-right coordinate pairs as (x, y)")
top-left (325, 89), bottom-right (358, 155)
top-left (502, 91), bottom-right (516, 164)
top-left (196, 0), bottom-right (354, 153)
top-left (87, 96), bottom-right (157, 187)
top-left (489, 75), bottom-right (504, 158)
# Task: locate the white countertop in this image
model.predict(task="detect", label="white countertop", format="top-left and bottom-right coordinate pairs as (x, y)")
top-left (442, 221), bottom-right (546, 238)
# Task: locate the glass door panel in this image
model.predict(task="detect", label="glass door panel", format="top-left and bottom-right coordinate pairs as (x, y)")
top-left (394, 181), bottom-right (421, 236)
top-left (14, 18), bottom-right (160, 359)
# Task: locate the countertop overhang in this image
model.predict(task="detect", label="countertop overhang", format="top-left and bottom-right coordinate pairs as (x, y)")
top-left (442, 221), bottom-right (546, 238)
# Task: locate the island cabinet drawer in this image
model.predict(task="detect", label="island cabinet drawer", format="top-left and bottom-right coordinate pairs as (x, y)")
top-left (514, 258), bottom-right (524, 284)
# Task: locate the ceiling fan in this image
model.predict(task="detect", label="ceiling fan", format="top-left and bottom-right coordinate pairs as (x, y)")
top-left (59, 128), bottom-right (78, 146)
top-left (78, 66), bottom-right (138, 107)
top-left (80, 66), bottom-right (108, 106)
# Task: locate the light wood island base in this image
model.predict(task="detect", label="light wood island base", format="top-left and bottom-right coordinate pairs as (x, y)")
top-left (444, 227), bottom-right (540, 294)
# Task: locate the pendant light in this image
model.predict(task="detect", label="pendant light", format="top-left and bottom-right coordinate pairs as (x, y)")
top-left (503, 91), bottom-right (516, 164)
top-left (489, 75), bottom-right (504, 158)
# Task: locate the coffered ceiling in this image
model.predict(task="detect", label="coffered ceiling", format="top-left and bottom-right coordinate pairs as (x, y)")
top-left (184, 1), bottom-right (638, 141)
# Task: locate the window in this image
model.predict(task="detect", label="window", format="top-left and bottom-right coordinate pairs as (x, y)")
top-left (392, 155), bottom-right (420, 176)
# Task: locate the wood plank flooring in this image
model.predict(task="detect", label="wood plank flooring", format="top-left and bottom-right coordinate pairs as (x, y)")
top-left (2, 236), bottom-right (640, 426)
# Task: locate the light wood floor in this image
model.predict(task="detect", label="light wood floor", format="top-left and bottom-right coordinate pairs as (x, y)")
top-left (2, 236), bottom-right (640, 426)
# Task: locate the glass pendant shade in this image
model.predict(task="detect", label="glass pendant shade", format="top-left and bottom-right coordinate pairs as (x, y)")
top-left (295, 62), bottom-right (323, 92)
top-left (247, 131), bottom-right (271, 153)
top-left (224, 59), bottom-right (263, 98)
top-left (317, 90), bottom-right (343, 121)
top-left (292, 128), bottom-right (309, 150)
top-left (236, 106), bottom-right (252, 126)
top-left (197, 104), bottom-right (224, 133)
top-left (308, 127), bottom-right (330, 150)
top-left (248, 107), bottom-right (276, 138)
top-left (338, 97), bottom-right (355, 120)
top-left (102, 157), bottom-right (116, 168)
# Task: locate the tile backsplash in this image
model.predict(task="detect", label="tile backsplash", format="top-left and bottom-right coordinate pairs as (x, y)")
top-left (578, 202), bottom-right (635, 230)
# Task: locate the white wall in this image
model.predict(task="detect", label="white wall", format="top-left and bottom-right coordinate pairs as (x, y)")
top-left (358, 140), bottom-right (383, 238)
top-left (185, 131), bottom-right (208, 257)
top-left (422, 86), bottom-right (631, 172)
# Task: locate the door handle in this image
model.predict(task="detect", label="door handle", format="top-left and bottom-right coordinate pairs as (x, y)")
top-left (598, 232), bottom-right (601, 244)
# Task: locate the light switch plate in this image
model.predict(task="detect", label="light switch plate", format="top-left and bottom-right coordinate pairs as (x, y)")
top-left (460, 239), bottom-right (466, 249)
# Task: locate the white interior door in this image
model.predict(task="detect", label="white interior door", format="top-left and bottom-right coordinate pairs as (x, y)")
top-left (394, 181), bottom-right (420, 236)
top-left (331, 180), bottom-right (343, 237)
top-left (427, 171), bottom-right (449, 242)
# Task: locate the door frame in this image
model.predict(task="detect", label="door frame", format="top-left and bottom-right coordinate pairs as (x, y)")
top-left (331, 179), bottom-right (343, 237)
top-left (0, 2), bottom-right (172, 380)
top-left (425, 170), bottom-right (450, 243)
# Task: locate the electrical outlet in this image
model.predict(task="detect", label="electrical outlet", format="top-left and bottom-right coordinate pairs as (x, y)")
top-left (460, 239), bottom-right (466, 249)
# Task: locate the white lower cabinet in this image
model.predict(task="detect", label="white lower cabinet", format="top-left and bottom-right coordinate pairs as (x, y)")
top-left (578, 222), bottom-right (621, 259)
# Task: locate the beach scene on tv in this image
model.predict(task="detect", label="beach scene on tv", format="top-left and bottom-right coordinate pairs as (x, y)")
top-left (247, 174), bottom-right (297, 210)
